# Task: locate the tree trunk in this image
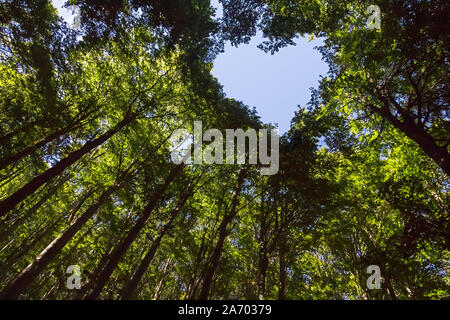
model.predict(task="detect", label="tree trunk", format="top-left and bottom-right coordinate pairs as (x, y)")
top-left (0, 118), bottom-right (47, 146)
top-left (2, 189), bottom-right (93, 274)
top-left (152, 258), bottom-right (172, 299)
top-left (0, 114), bottom-right (135, 217)
top-left (121, 185), bottom-right (192, 299)
top-left (385, 275), bottom-right (397, 300)
top-left (185, 227), bottom-right (209, 299)
top-left (75, 241), bottom-right (116, 300)
top-left (257, 195), bottom-right (268, 300)
top-left (277, 236), bottom-right (286, 300)
top-left (0, 116), bottom-right (88, 171)
top-left (258, 254), bottom-right (268, 300)
top-left (198, 169), bottom-right (246, 300)
top-left (0, 217), bottom-right (62, 277)
top-left (0, 169), bottom-right (132, 299)
top-left (402, 121), bottom-right (450, 176)
top-left (85, 165), bottom-right (184, 300)
top-left (0, 174), bottom-right (70, 242)
top-left (197, 217), bottom-right (230, 300)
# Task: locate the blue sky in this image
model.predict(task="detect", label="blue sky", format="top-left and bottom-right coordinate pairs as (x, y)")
top-left (212, 34), bottom-right (328, 133)
top-left (53, 0), bottom-right (328, 134)
top-left (210, 1), bottom-right (328, 134)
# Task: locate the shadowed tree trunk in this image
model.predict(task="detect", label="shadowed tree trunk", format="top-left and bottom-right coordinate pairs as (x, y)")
top-left (74, 241), bottom-right (116, 300)
top-left (0, 113), bottom-right (136, 217)
top-left (185, 226), bottom-right (209, 299)
top-left (277, 237), bottom-right (286, 300)
top-left (0, 216), bottom-right (63, 277)
top-left (85, 165), bottom-right (184, 300)
top-left (0, 188), bottom-right (95, 276)
top-left (0, 166), bottom-right (136, 300)
top-left (385, 275), bottom-right (397, 300)
top-left (257, 193), bottom-right (269, 300)
top-left (198, 169), bottom-right (246, 300)
top-left (0, 119), bottom-right (44, 146)
top-left (121, 184), bottom-right (193, 299)
top-left (277, 206), bottom-right (287, 302)
top-left (0, 174), bottom-right (71, 242)
top-left (152, 258), bottom-right (172, 300)
top-left (0, 109), bottom-right (95, 171)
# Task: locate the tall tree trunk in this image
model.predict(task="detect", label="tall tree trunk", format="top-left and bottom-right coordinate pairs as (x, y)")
top-left (0, 114), bottom-right (135, 217)
top-left (385, 275), bottom-right (397, 300)
top-left (0, 217), bottom-right (62, 277)
top-left (152, 258), bottom-right (172, 300)
top-left (0, 111), bottom-right (92, 171)
top-left (0, 168), bottom-right (133, 299)
top-left (0, 189), bottom-right (93, 276)
top-left (198, 169), bottom-right (246, 300)
top-left (0, 118), bottom-right (44, 146)
top-left (277, 234), bottom-right (286, 300)
top-left (258, 253), bottom-right (268, 300)
top-left (121, 186), bottom-right (192, 299)
top-left (74, 241), bottom-right (116, 300)
top-left (185, 227), bottom-right (209, 299)
top-left (197, 213), bottom-right (232, 300)
top-left (257, 195), bottom-right (268, 300)
top-left (85, 165), bottom-right (184, 300)
top-left (0, 174), bottom-right (70, 241)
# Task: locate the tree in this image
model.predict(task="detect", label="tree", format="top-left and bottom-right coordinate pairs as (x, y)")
top-left (0, 0), bottom-right (448, 301)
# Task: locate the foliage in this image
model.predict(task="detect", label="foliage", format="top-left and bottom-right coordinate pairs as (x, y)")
top-left (0, 0), bottom-right (448, 300)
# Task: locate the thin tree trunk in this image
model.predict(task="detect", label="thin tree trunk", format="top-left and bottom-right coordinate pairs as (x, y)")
top-left (185, 227), bottom-right (209, 299)
top-left (277, 230), bottom-right (287, 300)
top-left (188, 207), bottom-right (226, 299)
top-left (0, 113), bottom-right (136, 217)
top-left (121, 186), bottom-right (192, 299)
top-left (278, 245), bottom-right (286, 300)
top-left (257, 253), bottom-right (268, 300)
top-left (0, 174), bottom-right (70, 240)
top-left (75, 241), bottom-right (116, 300)
top-left (197, 215), bottom-right (232, 300)
top-left (0, 189), bottom-right (93, 275)
top-left (198, 169), bottom-right (246, 300)
top-left (0, 218), bottom-right (61, 277)
top-left (385, 275), bottom-right (397, 300)
top-left (152, 258), bottom-right (172, 300)
top-left (41, 283), bottom-right (57, 300)
top-left (257, 194), bottom-right (268, 300)
top-left (0, 113), bottom-right (90, 171)
top-left (0, 119), bottom-right (43, 146)
top-left (0, 167), bottom-right (134, 299)
top-left (85, 165), bottom-right (184, 300)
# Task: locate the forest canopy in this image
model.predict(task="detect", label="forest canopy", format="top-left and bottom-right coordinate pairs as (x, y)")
top-left (0, 0), bottom-right (448, 300)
